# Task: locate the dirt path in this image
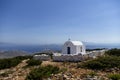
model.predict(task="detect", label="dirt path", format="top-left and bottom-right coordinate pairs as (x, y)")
top-left (41, 61), bottom-right (62, 66)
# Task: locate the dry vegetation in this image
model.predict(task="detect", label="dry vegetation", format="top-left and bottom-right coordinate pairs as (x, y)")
top-left (0, 60), bottom-right (117, 80)
top-left (0, 49), bottom-right (120, 80)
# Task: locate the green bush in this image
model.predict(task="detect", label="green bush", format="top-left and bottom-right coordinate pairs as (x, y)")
top-left (0, 56), bottom-right (33, 70)
top-left (78, 56), bottom-right (120, 70)
top-left (0, 58), bottom-right (21, 70)
top-left (83, 61), bottom-right (105, 70)
top-left (26, 65), bottom-right (60, 80)
top-left (26, 59), bottom-right (42, 66)
top-left (108, 74), bottom-right (120, 80)
top-left (105, 48), bottom-right (120, 56)
top-left (14, 56), bottom-right (33, 60)
top-left (88, 71), bottom-right (97, 77)
top-left (86, 48), bottom-right (106, 51)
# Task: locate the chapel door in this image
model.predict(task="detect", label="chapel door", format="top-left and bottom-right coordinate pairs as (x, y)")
top-left (67, 47), bottom-right (71, 54)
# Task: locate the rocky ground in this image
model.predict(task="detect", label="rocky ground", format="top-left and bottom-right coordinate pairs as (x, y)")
top-left (41, 61), bottom-right (109, 80)
top-left (0, 60), bottom-right (119, 80)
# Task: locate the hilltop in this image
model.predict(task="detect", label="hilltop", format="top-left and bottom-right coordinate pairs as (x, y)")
top-left (0, 49), bottom-right (120, 80)
top-left (0, 50), bottom-right (28, 59)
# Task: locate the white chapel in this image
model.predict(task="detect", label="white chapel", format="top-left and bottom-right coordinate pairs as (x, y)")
top-left (62, 39), bottom-right (86, 55)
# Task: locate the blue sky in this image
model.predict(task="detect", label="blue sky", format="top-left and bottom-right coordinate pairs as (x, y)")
top-left (0, 0), bottom-right (120, 44)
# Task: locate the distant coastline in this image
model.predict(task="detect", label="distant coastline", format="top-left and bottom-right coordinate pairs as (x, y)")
top-left (0, 43), bottom-right (120, 53)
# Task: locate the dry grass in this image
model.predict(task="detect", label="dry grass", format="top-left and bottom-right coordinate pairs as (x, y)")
top-left (0, 60), bottom-right (118, 80)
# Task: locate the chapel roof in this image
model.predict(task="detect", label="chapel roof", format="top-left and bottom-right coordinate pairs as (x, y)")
top-left (65, 40), bottom-right (83, 46)
top-left (70, 41), bottom-right (83, 45)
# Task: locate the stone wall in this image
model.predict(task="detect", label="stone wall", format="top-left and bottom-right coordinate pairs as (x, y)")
top-left (33, 55), bottom-right (50, 61)
top-left (53, 55), bottom-right (83, 62)
top-left (33, 50), bottom-right (105, 62)
top-left (33, 55), bottom-right (84, 62)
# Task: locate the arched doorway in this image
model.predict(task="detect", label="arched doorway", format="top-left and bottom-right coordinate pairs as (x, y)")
top-left (67, 47), bottom-right (71, 54)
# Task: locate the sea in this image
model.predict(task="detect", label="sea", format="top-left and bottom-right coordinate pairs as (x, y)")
top-left (0, 44), bottom-right (120, 54)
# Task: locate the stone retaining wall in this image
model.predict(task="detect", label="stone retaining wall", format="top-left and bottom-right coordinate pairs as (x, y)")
top-left (53, 55), bottom-right (83, 62)
top-left (33, 55), bottom-right (50, 61)
top-left (33, 55), bottom-right (84, 62)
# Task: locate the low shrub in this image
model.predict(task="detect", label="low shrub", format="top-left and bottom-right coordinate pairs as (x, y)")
top-left (60, 68), bottom-right (67, 73)
top-left (26, 59), bottom-right (42, 66)
top-left (0, 58), bottom-right (21, 70)
top-left (78, 56), bottom-right (120, 70)
top-left (86, 48), bottom-right (106, 51)
top-left (82, 61), bottom-right (105, 70)
top-left (15, 56), bottom-right (33, 60)
top-left (105, 48), bottom-right (120, 56)
top-left (88, 71), bottom-right (97, 77)
top-left (0, 56), bottom-right (33, 70)
top-left (108, 74), bottom-right (120, 80)
top-left (26, 65), bottom-right (60, 80)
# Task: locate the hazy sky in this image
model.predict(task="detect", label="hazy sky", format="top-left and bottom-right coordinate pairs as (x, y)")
top-left (0, 0), bottom-right (120, 44)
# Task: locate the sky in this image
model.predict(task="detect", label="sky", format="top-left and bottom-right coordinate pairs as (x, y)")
top-left (0, 0), bottom-right (120, 45)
